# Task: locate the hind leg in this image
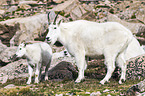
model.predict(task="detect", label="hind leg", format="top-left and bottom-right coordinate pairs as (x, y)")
top-left (45, 60), bottom-right (51, 81)
top-left (100, 47), bottom-right (119, 85)
top-left (100, 55), bottom-right (116, 85)
top-left (116, 53), bottom-right (127, 84)
top-left (75, 52), bottom-right (86, 83)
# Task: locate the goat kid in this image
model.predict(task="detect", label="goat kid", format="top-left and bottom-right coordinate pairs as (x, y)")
top-left (14, 42), bottom-right (52, 84)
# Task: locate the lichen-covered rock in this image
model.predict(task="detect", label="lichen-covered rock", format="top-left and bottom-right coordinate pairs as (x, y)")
top-left (0, 59), bottom-right (28, 84)
top-left (113, 54), bottom-right (145, 80)
top-left (126, 55), bottom-right (145, 80)
top-left (126, 79), bottom-right (145, 96)
top-left (47, 61), bottom-right (77, 81)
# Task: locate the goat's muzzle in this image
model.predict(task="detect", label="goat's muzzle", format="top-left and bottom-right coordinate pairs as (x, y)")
top-left (64, 51), bottom-right (68, 56)
top-left (10, 54), bottom-right (17, 62)
top-left (46, 37), bottom-right (50, 41)
top-left (45, 37), bottom-right (51, 44)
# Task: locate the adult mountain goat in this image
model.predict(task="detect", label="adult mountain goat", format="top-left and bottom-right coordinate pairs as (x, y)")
top-left (46, 12), bottom-right (134, 85)
top-left (14, 42), bottom-right (52, 84)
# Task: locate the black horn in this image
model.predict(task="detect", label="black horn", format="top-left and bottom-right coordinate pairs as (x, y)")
top-left (53, 11), bottom-right (61, 25)
top-left (47, 12), bottom-right (50, 23)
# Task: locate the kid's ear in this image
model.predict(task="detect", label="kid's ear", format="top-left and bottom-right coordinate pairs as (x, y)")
top-left (21, 42), bottom-right (26, 47)
top-left (21, 40), bottom-right (27, 47)
top-left (24, 43), bottom-right (27, 47)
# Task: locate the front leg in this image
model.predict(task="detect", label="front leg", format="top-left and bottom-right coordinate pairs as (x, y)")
top-left (74, 52), bottom-right (86, 83)
top-left (35, 62), bottom-right (41, 84)
top-left (100, 55), bottom-right (116, 85)
top-left (27, 64), bottom-right (33, 84)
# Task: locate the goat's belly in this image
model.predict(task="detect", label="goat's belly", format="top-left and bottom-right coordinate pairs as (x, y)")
top-left (86, 55), bottom-right (104, 60)
top-left (85, 52), bottom-right (103, 59)
top-left (85, 48), bottom-right (104, 60)
top-left (85, 47), bottom-right (103, 56)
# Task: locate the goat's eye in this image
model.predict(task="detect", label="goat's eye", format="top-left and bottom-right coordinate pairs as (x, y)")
top-left (54, 27), bottom-right (57, 29)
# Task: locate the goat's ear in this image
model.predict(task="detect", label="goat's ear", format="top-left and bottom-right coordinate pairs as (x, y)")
top-left (58, 20), bottom-right (62, 26)
top-left (22, 41), bottom-right (27, 47)
top-left (21, 40), bottom-right (26, 46)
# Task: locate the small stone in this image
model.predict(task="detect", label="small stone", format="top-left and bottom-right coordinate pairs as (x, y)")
top-left (85, 92), bottom-right (90, 94)
top-left (4, 84), bottom-right (15, 89)
top-left (66, 93), bottom-right (73, 95)
top-left (55, 94), bottom-right (63, 96)
top-left (103, 89), bottom-right (110, 93)
top-left (90, 91), bottom-right (101, 96)
top-left (96, 91), bottom-right (102, 95)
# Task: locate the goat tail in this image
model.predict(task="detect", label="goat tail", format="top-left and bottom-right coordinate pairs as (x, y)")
top-left (118, 35), bottom-right (133, 57)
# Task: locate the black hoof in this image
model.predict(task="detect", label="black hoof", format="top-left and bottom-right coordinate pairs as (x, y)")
top-left (121, 79), bottom-right (126, 83)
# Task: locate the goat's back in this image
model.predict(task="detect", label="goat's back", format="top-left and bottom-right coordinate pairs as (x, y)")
top-left (60, 20), bottom-right (133, 57)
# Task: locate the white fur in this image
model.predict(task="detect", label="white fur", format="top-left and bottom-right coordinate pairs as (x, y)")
top-left (46, 20), bottom-right (135, 84)
top-left (116, 36), bottom-right (145, 84)
top-left (124, 37), bottom-right (145, 60)
top-left (52, 49), bottom-right (71, 59)
top-left (16, 42), bottom-right (52, 84)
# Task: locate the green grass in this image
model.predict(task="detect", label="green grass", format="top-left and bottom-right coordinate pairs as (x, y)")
top-left (0, 77), bottom-right (143, 96)
top-left (0, 59), bottom-right (144, 96)
top-left (0, 60), bottom-right (144, 95)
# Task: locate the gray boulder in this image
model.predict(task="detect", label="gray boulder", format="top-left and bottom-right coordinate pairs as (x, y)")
top-left (0, 41), bottom-right (7, 54)
top-left (107, 13), bottom-right (145, 35)
top-left (0, 46), bottom-right (17, 62)
top-left (0, 14), bottom-right (48, 46)
top-left (113, 54), bottom-right (145, 80)
top-left (0, 59), bottom-right (28, 84)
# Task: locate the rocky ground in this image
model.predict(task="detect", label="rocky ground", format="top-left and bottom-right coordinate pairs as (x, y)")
top-left (0, 0), bottom-right (145, 95)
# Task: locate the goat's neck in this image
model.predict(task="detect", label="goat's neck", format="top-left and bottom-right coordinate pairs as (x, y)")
top-left (58, 24), bottom-right (68, 47)
top-left (25, 46), bottom-right (32, 60)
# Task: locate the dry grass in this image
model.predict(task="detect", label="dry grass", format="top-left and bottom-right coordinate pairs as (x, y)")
top-left (0, 77), bottom-right (143, 96)
top-left (0, 59), bottom-right (144, 96)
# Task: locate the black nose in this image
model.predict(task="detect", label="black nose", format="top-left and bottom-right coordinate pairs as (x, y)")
top-left (64, 51), bottom-right (67, 56)
top-left (10, 54), bottom-right (17, 62)
top-left (46, 37), bottom-right (50, 41)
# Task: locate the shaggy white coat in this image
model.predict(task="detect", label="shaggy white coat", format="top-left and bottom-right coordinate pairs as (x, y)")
top-left (16, 42), bottom-right (52, 84)
top-left (46, 20), bottom-right (138, 84)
